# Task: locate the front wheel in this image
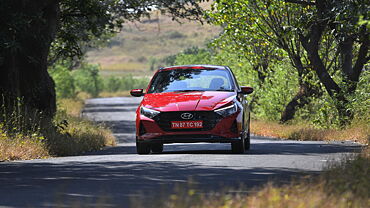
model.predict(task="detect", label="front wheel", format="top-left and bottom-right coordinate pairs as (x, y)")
top-left (244, 122), bottom-right (251, 150)
top-left (231, 138), bottom-right (245, 154)
top-left (136, 140), bottom-right (150, 155)
top-left (151, 143), bottom-right (163, 153)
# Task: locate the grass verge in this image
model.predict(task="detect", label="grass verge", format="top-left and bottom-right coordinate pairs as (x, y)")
top-left (251, 120), bottom-right (369, 144)
top-left (0, 97), bottom-right (116, 161)
top-left (0, 129), bottom-right (49, 161)
top-left (99, 90), bottom-right (131, 98)
top-left (49, 98), bottom-right (116, 156)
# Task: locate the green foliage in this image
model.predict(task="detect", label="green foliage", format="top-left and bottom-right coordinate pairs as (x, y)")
top-left (50, 62), bottom-right (149, 98)
top-left (174, 47), bottom-right (212, 65)
top-left (253, 64), bottom-right (298, 120)
top-left (350, 70), bottom-right (370, 123)
top-left (49, 64), bottom-right (76, 99)
top-left (297, 70), bottom-right (370, 128)
top-left (149, 57), bottom-right (158, 71)
top-left (72, 64), bottom-right (101, 97)
top-left (102, 75), bottom-right (149, 92)
top-left (206, 0), bottom-right (369, 126)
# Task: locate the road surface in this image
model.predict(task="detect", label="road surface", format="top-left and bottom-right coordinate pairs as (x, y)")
top-left (0, 97), bottom-right (361, 207)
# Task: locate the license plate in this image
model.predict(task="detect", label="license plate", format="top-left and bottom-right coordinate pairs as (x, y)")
top-left (171, 120), bottom-right (203, 129)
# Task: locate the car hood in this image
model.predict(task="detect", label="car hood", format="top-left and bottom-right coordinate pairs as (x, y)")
top-left (141, 91), bottom-right (236, 111)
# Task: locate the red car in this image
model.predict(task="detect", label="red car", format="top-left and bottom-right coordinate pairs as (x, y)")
top-left (130, 65), bottom-right (253, 154)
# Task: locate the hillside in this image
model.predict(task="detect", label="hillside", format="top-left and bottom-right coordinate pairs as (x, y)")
top-left (86, 12), bottom-right (221, 76)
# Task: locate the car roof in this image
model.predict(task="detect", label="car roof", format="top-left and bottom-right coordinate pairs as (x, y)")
top-left (159, 65), bottom-right (228, 71)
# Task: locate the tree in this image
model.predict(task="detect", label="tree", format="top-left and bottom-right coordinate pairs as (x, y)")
top-left (208, 0), bottom-right (323, 123)
top-left (208, 0), bottom-right (369, 125)
top-left (297, 0), bottom-right (369, 125)
top-left (0, 0), bottom-right (204, 127)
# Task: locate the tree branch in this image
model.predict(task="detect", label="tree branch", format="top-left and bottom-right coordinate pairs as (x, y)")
top-left (352, 32), bottom-right (369, 81)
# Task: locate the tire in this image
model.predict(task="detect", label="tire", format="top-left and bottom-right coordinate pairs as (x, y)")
top-left (151, 143), bottom-right (163, 153)
top-left (244, 122), bottom-right (251, 150)
top-left (231, 138), bottom-right (245, 154)
top-left (136, 141), bottom-right (150, 154)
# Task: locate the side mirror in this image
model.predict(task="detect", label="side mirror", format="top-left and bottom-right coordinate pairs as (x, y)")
top-left (130, 89), bottom-right (144, 97)
top-left (240, 86), bottom-right (254, 94)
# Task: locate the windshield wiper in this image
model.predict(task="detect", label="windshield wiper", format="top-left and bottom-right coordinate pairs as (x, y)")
top-left (214, 89), bottom-right (234, 92)
top-left (173, 90), bottom-right (205, 92)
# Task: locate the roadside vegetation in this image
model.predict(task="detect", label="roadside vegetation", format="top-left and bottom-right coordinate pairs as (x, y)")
top-left (0, 95), bottom-right (115, 161)
top-left (251, 120), bottom-right (369, 144)
top-left (49, 62), bottom-right (149, 99)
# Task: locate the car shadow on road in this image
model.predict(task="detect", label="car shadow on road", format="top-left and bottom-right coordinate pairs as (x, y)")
top-left (85, 139), bottom-right (362, 156)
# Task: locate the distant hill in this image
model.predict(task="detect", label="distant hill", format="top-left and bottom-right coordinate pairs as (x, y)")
top-left (86, 11), bottom-right (221, 76)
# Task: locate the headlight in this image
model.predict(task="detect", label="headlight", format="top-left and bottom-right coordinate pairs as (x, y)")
top-left (140, 106), bottom-right (160, 119)
top-left (215, 103), bottom-right (238, 117)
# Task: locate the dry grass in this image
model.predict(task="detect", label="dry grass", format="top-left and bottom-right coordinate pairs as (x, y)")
top-left (102, 62), bottom-right (147, 72)
top-left (251, 120), bottom-right (369, 144)
top-left (47, 115), bottom-right (116, 156)
top-left (49, 98), bottom-right (116, 156)
top-left (57, 98), bottom-right (84, 117)
top-left (0, 97), bottom-right (116, 161)
top-left (0, 130), bottom-right (49, 161)
top-left (86, 12), bottom-right (221, 74)
top-left (99, 91), bottom-right (131, 98)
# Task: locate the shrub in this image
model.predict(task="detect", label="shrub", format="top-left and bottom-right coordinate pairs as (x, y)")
top-left (102, 75), bottom-right (149, 92)
top-left (49, 64), bottom-right (76, 99)
top-left (72, 64), bottom-right (102, 97)
top-left (167, 31), bottom-right (186, 39)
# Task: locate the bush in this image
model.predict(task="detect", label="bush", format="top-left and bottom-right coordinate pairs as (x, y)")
top-left (102, 75), bottom-right (149, 92)
top-left (72, 64), bottom-right (102, 97)
top-left (167, 31), bottom-right (186, 39)
top-left (49, 64), bottom-right (76, 99)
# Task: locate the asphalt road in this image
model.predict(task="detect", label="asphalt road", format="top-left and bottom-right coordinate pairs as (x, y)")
top-left (0, 97), bottom-right (362, 208)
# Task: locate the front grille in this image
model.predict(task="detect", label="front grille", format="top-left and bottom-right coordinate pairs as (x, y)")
top-left (154, 111), bottom-right (222, 132)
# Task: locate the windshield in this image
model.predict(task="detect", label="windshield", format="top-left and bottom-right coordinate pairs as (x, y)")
top-left (148, 68), bottom-right (234, 93)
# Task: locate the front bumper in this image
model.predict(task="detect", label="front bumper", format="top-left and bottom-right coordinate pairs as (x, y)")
top-left (137, 134), bottom-right (241, 144)
top-left (136, 111), bottom-right (242, 143)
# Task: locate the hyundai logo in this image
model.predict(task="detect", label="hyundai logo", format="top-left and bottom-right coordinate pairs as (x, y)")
top-left (181, 113), bottom-right (194, 120)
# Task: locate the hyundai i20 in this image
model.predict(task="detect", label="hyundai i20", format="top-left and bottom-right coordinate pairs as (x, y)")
top-left (130, 65), bottom-right (253, 154)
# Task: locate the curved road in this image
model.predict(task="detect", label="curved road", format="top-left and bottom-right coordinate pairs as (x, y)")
top-left (0, 97), bottom-right (361, 207)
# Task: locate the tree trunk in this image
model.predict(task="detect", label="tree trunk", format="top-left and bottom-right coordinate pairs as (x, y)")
top-left (280, 80), bottom-right (320, 123)
top-left (0, 0), bottom-right (59, 127)
top-left (280, 55), bottom-right (320, 123)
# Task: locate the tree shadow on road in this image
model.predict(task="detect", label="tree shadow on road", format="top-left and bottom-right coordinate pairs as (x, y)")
top-left (0, 159), bottom-right (316, 208)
